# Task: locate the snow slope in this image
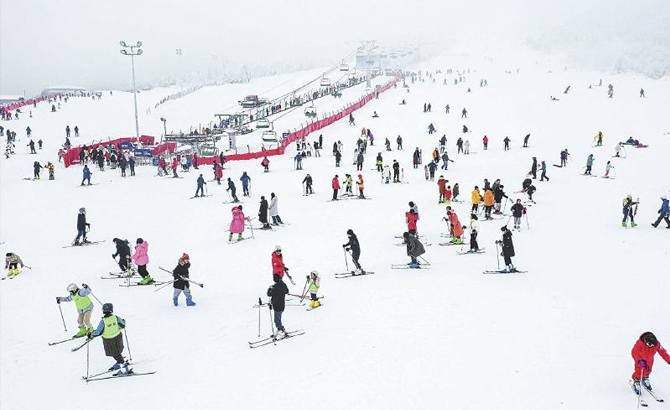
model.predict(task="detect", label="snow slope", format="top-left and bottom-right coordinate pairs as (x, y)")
top-left (1, 57), bottom-right (669, 410)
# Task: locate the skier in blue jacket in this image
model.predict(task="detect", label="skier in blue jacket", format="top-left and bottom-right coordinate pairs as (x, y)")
top-left (651, 196), bottom-right (670, 228)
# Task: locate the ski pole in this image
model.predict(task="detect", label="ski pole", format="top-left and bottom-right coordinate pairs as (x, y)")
top-left (418, 255), bottom-right (430, 265)
top-left (495, 241), bottom-right (501, 270)
top-left (86, 335), bottom-right (90, 381)
top-left (525, 213), bottom-right (530, 230)
top-left (248, 219), bottom-right (255, 239)
top-left (257, 297), bottom-right (262, 337)
top-left (343, 248), bottom-right (349, 271)
top-left (300, 278), bottom-right (309, 302)
top-left (154, 279), bottom-right (177, 292)
top-left (89, 291), bottom-right (102, 305)
top-left (124, 327), bottom-right (132, 362)
top-left (268, 300), bottom-right (277, 343)
top-left (58, 302), bottom-right (68, 332)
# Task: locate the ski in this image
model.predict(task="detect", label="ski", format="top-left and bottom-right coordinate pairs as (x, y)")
top-left (48, 337), bottom-right (77, 346)
top-left (248, 329), bottom-right (305, 345)
top-left (457, 249), bottom-right (486, 255)
top-left (84, 371), bottom-right (156, 382)
top-left (190, 194), bottom-right (212, 199)
top-left (307, 303), bottom-right (323, 311)
top-left (71, 338), bottom-right (93, 352)
top-left (438, 242), bottom-right (465, 246)
top-left (222, 201), bottom-right (244, 205)
top-left (391, 264), bottom-right (428, 269)
top-left (483, 270), bottom-right (527, 274)
top-left (334, 271), bottom-right (375, 278)
top-left (643, 385), bottom-right (664, 402)
top-left (63, 240), bottom-right (105, 249)
top-left (84, 360), bottom-right (143, 379)
top-left (249, 330), bottom-right (306, 349)
top-left (630, 380), bottom-right (649, 407)
top-left (119, 281), bottom-right (168, 287)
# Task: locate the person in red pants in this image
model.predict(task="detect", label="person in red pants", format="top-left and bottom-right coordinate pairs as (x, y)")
top-left (631, 332), bottom-right (670, 394)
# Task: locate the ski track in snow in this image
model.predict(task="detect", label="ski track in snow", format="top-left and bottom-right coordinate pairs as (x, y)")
top-left (1, 56), bottom-right (669, 410)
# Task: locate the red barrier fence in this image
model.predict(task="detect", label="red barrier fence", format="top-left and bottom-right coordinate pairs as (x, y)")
top-left (2, 95), bottom-right (54, 113)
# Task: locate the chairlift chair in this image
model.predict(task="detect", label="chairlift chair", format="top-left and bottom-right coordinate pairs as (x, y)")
top-left (340, 62), bottom-right (349, 72)
top-left (320, 76), bottom-right (332, 87)
top-left (262, 130), bottom-right (278, 143)
top-left (256, 119), bottom-right (270, 129)
top-left (304, 104), bottom-right (317, 118)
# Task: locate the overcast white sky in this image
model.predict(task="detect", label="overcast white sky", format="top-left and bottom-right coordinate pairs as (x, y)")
top-left (1, 0), bottom-right (668, 96)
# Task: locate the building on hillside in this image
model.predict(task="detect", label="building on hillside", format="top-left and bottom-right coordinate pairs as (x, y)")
top-left (40, 86), bottom-right (87, 97)
top-left (0, 95), bottom-right (25, 105)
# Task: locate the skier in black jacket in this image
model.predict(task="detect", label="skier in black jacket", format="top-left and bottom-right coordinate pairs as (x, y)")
top-left (510, 199), bottom-right (525, 231)
top-left (173, 253), bottom-right (195, 306)
top-left (302, 174), bottom-right (313, 194)
top-left (493, 184), bottom-right (508, 214)
top-left (111, 238), bottom-right (131, 272)
top-left (267, 274), bottom-right (289, 337)
top-left (342, 229), bottom-right (364, 273)
top-left (258, 196), bottom-right (270, 229)
top-left (497, 226), bottom-right (516, 272)
top-left (74, 208), bottom-right (90, 245)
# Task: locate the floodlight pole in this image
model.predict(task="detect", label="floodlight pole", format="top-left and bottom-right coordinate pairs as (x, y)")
top-left (120, 41), bottom-right (143, 143)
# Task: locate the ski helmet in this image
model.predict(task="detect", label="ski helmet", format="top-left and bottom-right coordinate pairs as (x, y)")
top-left (67, 283), bottom-right (78, 293)
top-left (275, 245), bottom-right (282, 252)
top-left (102, 303), bottom-right (113, 314)
top-left (641, 332), bottom-right (658, 347)
top-left (310, 270), bottom-right (319, 278)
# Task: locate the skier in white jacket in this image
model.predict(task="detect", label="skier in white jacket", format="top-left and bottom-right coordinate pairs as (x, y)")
top-left (270, 193), bottom-right (284, 225)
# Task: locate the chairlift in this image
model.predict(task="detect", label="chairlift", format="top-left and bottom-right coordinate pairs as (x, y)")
top-left (304, 104), bottom-right (317, 118)
top-left (261, 130), bottom-right (278, 143)
top-left (348, 69), bottom-right (357, 79)
top-left (256, 119), bottom-right (270, 129)
top-left (320, 76), bottom-right (332, 87)
top-left (339, 62), bottom-right (349, 72)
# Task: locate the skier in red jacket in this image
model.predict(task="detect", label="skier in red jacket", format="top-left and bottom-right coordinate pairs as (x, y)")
top-left (631, 332), bottom-right (670, 393)
top-left (332, 175), bottom-right (340, 200)
top-left (271, 245), bottom-right (294, 284)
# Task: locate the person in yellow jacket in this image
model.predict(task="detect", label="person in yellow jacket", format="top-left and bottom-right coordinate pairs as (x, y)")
top-left (357, 174), bottom-right (365, 199)
top-left (89, 303), bottom-right (130, 376)
top-left (45, 161), bottom-right (55, 180)
top-left (4, 252), bottom-right (24, 278)
top-left (306, 271), bottom-right (321, 309)
top-left (594, 131), bottom-right (603, 146)
top-left (483, 189), bottom-right (494, 220)
top-left (57, 283), bottom-right (94, 338)
top-left (471, 186), bottom-right (482, 213)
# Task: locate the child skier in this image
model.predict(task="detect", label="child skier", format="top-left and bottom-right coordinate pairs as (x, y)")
top-left (4, 252), bottom-right (24, 278)
top-left (622, 195), bottom-right (638, 227)
top-left (131, 238), bottom-right (153, 285)
top-left (57, 283), bottom-right (94, 337)
top-left (406, 209), bottom-right (419, 236)
top-left (173, 254), bottom-right (195, 306)
top-left (230, 205), bottom-right (249, 241)
top-left (306, 271), bottom-right (321, 309)
top-left (630, 332), bottom-right (670, 394)
top-left (88, 303), bottom-right (130, 376)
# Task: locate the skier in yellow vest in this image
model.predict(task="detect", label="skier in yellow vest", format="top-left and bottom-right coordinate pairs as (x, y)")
top-left (357, 174), bottom-right (365, 199)
top-left (89, 303), bottom-right (129, 376)
top-left (4, 252), bottom-right (24, 278)
top-left (56, 283), bottom-right (94, 338)
top-left (306, 271), bottom-right (321, 309)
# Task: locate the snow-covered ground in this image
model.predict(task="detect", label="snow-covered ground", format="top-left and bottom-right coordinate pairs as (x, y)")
top-left (1, 57), bottom-right (669, 410)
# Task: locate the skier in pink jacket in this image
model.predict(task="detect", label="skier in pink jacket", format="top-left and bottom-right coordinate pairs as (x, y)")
top-left (131, 238), bottom-right (153, 285)
top-left (229, 206), bottom-right (249, 242)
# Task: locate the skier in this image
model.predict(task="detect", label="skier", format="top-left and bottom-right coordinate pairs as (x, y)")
top-left (74, 207), bottom-right (91, 245)
top-left (4, 252), bottom-right (24, 278)
top-left (195, 174), bottom-right (206, 197)
top-left (412, 148), bottom-right (420, 169)
top-left (172, 253), bottom-right (195, 306)
top-left (306, 271), bottom-right (321, 309)
top-left (630, 332), bottom-right (670, 395)
top-left (269, 193), bottom-right (283, 225)
top-left (28, 139), bottom-right (36, 154)
top-left (483, 135), bottom-right (489, 150)
top-left (258, 196), bottom-right (270, 229)
top-left (335, 150), bottom-right (342, 167)
top-left (584, 154), bottom-right (595, 175)
top-left (622, 195), bottom-right (638, 227)
top-left (456, 138), bottom-right (464, 154)
top-left (56, 283), bottom-right (94, 337)
top-left (510, 199), bottom-right (525, 231)
top-left (468, 214), bottom-right (480, 252)
top-left (393, 160), bottom-right (401, 182)
top-left (471, 186), bottom-right (482, 213)
top-left (171, 157), bottom-right (179, 178)
top-left (402, 232), bottom-right (426, 268)
top-left (111, 238), bottom-right (132, 273)
top-left (441, 151), bottom-right (449, 170)
top-left (540, 161), bottom-right (549, 181)
top-left (215, 163), bottom-right (223, 185)
top-left (483, 189), bottom-right (494, 219)
top-left (88, 303), bottom-right (130, 376)
top-left (503, 136), bottom-right (511, 151)
top-left (294, 152), bottom-right (303, 170)
top-left (493, 184), bottom-right (507, 214)
top-left (356, 174), bottom-right (365, 198)
top-left (261, 157), bottom-right (270, 172)
top-left (267, 274), bottom-right (289, 338)
top-left (349, 113), bottom-right (355, 126)
top-left (81, 165), bottom-right (92, 185)
top-left (356, 151), bottom-right (364, 171)
top-left (453, 183), bottom-right (460, 202)
top-left (343, 174), bottom-right (353, 196)
top-left (437, 176), bottom-right (448, 203)
top-left (445, 104), bottom-right (450, 114)
top-left (614, 142), bottom-right (624, 158)
top-left (271, 245), bottom-right (293, 284)
top-left (385, 138), bottom-right (391, 151)
top-left (497, 226), bottom-right (516, 272)
top-left (236, 171), bottom-right (250, 196)
top-left (229, 205), bottom-right (249, 241)
top-left (461, 108), bottom-right (467, 118)
top-left (439, 135), bottom-right (447, 153)
top-left (302, 174), bottom-right (313, 195)
top-left (523, 134), bottom-right (530, 147)
top-left (131, 238), bottom-right (153, 285)
top-left (66, 125), bottom-right (71, 138)
top-left (651, 196), bottom-right (670, 228)
top-left (33, 161), bottom-right (42, 179)
top-left (396, 135), bottom-right (403, 150)
top-left (463, 140), bottom-right (470, 155)
top-left (342, 229), bottom-right (364, 274)
top-left (332, 175), bottom-right (340, 200)
top-left (445, 206), bottom-right (464, 244)
top-left (226, 178), bottom-right (239, 202)
top-left (376, 153), bottom-right (383, 172)
top-left (604, 161), bottom-right (614, 178)
top-left (406, 208), bottom-right (419, 236)
top-left (595, 131), bottom-right (603, 147)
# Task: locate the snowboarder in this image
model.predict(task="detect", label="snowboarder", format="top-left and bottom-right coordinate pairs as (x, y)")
top-left (74, 207), bottom-right (91, 245)
top-left (131, 238), bottom-right (152, 285)
top-left (497, 226), bottom-right (516, 272)
top-left (195, 174), bottom-right (206, 197)
top-left (4, 252), bottom-right (24, 278)
top-left (229, 205), bottom-right (249, 241)
top-left (258, 196), bottom-right (270, 229)
top-left (56, 283), bottom-right (94, 337)
top-left (226, 178), bottom-right (239, 202)
top-left (267, 274), bottom-right (289, 337)
top-left (111, 238), bottom-right (132, 273)
top-left (240, 172), bottom-right (251, 196)
top-left (269, 193), bottom-right (283, 225)
top-left (172, 253), bottom-right (195, 306)
top-left (88, 303), bottom-right (129, 376)
top-left (343, 229), bottom-right (364, 273)
top-left (81, 165), bottom-right (92, 185)
top-left (622, 195), bottom-right (638, 227)
top-left (402, 232), bottom-right (426, 268)
top-left (651, 196), bottom-right (670, 228)
top-left (630, 332), bottom-right (670, 395)
top-left (306, 271), bottom-right (321, 309)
